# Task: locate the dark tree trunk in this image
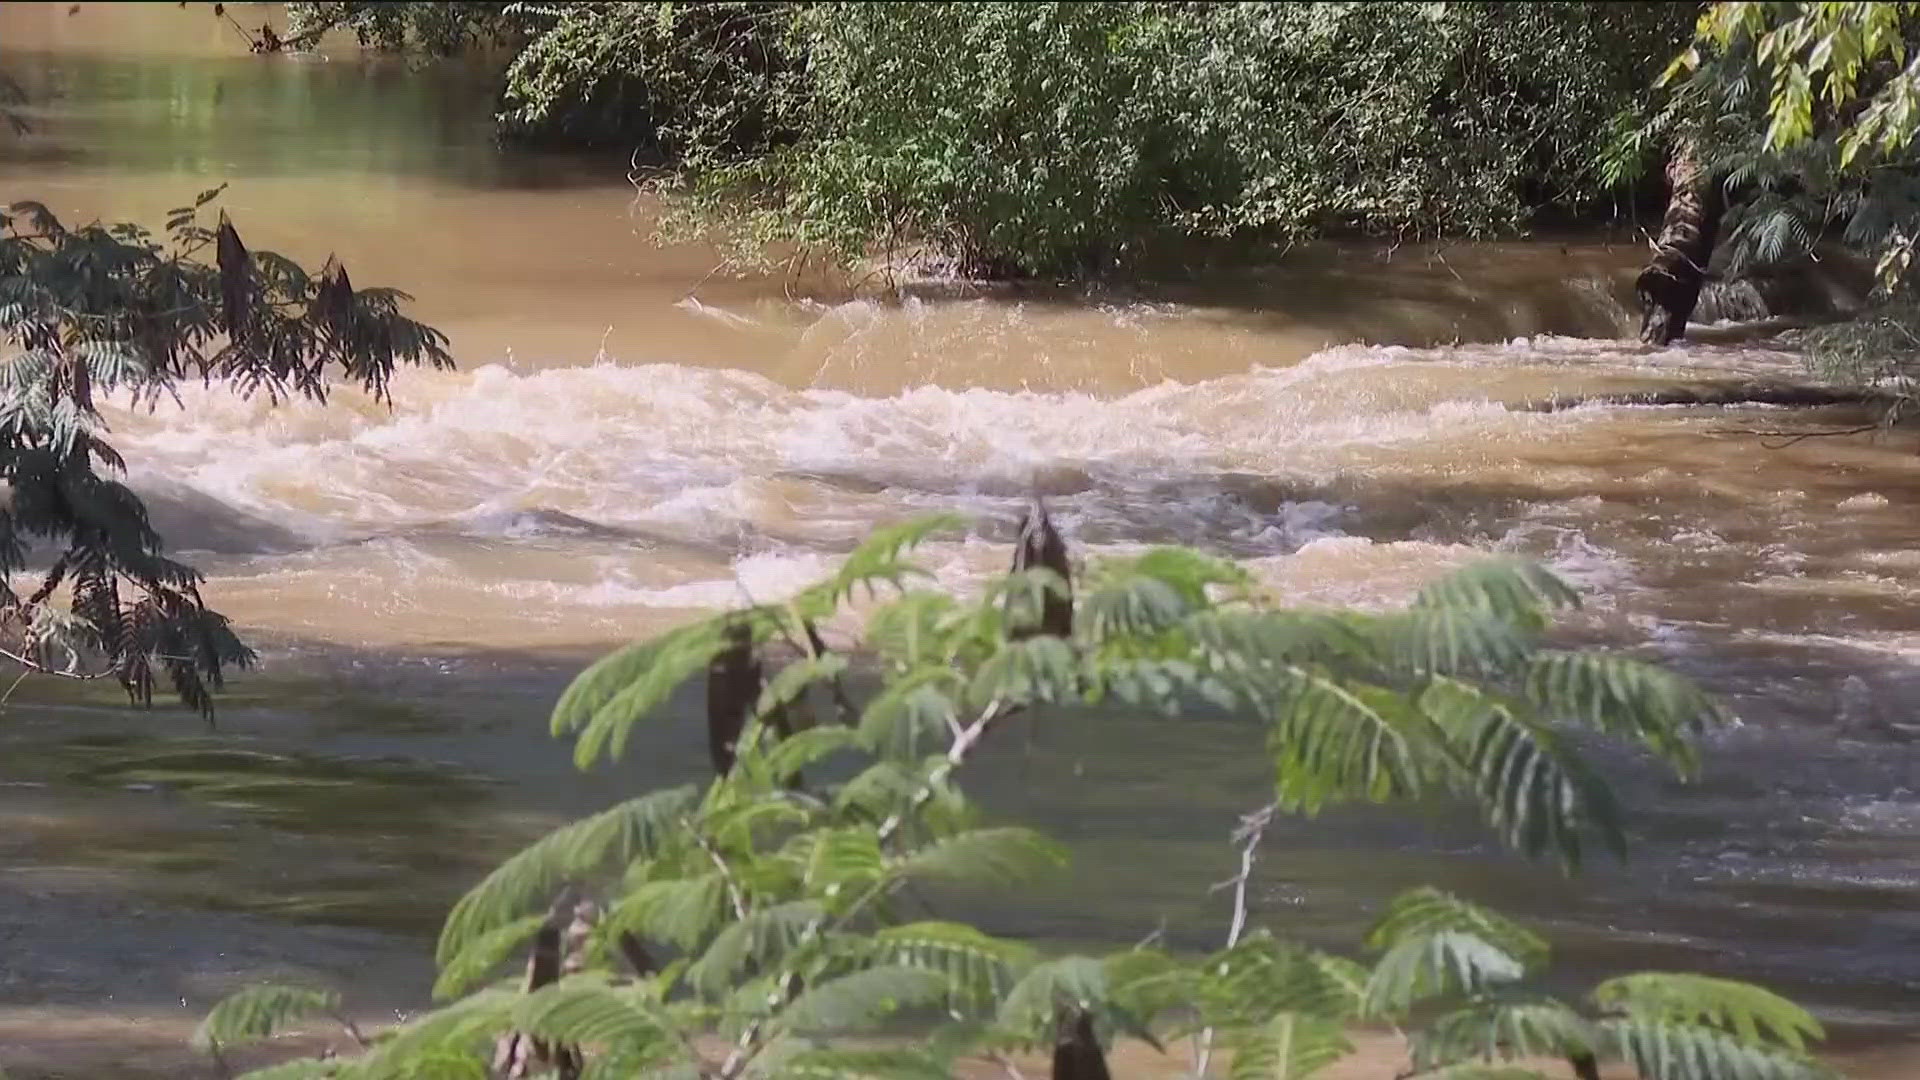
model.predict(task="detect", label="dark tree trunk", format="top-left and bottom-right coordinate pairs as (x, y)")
top-left (1009, 496), bottom-right (1073, 640)
top-left (1050, 1010), bottom-right (1111, 1080)
top-left (1636, 138), bottom-right (1724, 346)
top-left (706, 620), bottom-right (761, 776)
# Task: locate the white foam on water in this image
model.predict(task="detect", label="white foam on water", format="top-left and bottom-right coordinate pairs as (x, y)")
top-left (95, 331), bottom-right (1709, 638)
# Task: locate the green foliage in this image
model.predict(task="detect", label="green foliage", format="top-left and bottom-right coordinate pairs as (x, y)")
top-left (0, 194), bottom-right (449, 715)
top-left (667, 1), bottom-right (1695, 277)
top-left (201, 517), bottom-right (1835, 1079)
top-left (192, 985), bottom-right (340, 1049)
top-left (303, 2), bottom-right (1693, 278)
top-left (1636, 3), bottom-right (1920, 309)
top-left (285, 3), bottom-right (525, 56)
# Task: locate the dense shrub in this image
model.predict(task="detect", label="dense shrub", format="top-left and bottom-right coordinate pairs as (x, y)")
top-left (294, 1), bottom-right (1695, 278)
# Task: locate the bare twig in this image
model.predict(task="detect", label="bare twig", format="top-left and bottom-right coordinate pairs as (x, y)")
top-left (1193, 802), bottom-right (1278, 1078)
top-left (688, 818), bottom-right (749, 920)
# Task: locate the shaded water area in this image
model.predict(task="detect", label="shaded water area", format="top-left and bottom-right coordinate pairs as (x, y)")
top-left (5, 2), bottom-right (1920, 1071)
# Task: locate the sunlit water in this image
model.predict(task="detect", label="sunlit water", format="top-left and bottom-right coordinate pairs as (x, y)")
top-left (4, 2), bottom-right (1920, 1062)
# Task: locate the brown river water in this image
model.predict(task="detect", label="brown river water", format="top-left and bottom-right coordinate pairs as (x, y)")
top-left (3, 2), bottom-right (1920, 1071)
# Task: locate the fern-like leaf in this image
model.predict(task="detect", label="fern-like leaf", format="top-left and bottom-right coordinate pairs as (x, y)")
top-left (1413, 560), bottom-right (1581, 620)
top-left (1366, 887), bottom-right (1548, 970)
top-left (1364, 932), bottom-right (1526, 1017)
top-left (334, 989), bottom-right (516, 1080)
top-left (193, 985), bottom-right (338, 1050)
top-left (509, 978), bottom-right (671, 1054)
top-left (1525, 652), bottom-right (1721, 774)
top-left (1421, 679), bottom-right (1624, 867)
top-left (1225, 1012), bottom-right (1353, 1080)
top-left (798, 513), bottom-right (964, 611)
top-left (997, 956), bottom-right (1109, 1036)
top-left (892, 826), bottom-right (1068, 889)
top-left (1412, 997), bottom-right (1597, 1070)
top-left (965, 635), bottom-right (1081, 710)
top-left (568, 622), bottom-right (738, 769)
top-left (686, 900), bottom-right (823, 997)
top-left (1371, 606), bottom-right (1536, 681)
top-left (1591, 973), bottom-right (1823, 1052)
top-left (611, 871), bottom-right (729, 952)
top-left (778, 964), bottom-right (950, 1033)
top-left (1601, 1017), bottom-right (1833, 1080)
top-left (1263, 672), bottom-right (1420, 813)
top-left (432, 914), bottom-right (547, 1001)
top-left (1200, 932), bottom-right (1365, 1030)
top-left (867, 921), bottom-right (1037, 1011)
top-left (435, 785), bottom-right (696, 966)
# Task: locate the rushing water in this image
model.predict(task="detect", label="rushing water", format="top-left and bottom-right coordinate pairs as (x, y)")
top-left (4, 3), bottom-right (1920, 1069)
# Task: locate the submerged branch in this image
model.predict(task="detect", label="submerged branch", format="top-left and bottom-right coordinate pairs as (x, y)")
top-left (1516, 384), bottom-right (1889, 412)
top-left (1707, 422), bottom-right (1888, 447)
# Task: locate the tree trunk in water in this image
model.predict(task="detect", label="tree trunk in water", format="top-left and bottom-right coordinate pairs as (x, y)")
top-left (1637, 139), bottom-right (1724, 346)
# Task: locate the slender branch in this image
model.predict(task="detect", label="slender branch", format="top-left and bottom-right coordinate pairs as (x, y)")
top-left (0, 666), bottom-right (32, 713)
top-left (0, 644), bottom-right (117, 680)
top-left (1193, 801), bottom-right (1278, 1078)
top-left (687, 818), bottom-right (749, 921)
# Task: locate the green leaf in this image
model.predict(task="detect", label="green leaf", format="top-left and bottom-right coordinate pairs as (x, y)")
top-left (432, 914), bottom-right (547, 1001)
top-left (613, 872), bottom-right (730, 952)
top-left (868, 921), bottom-right (1037, 1011)
top-left (856, 667), bottom-right (962, 757)
top-left (510, 978), bottom-right (670, 1053)
top-left (866, 590), bottom-right (964, 668)
top-left (1525, 651), bottom-right (1722, 773)
top-left (1413, 560), bottom-right (1580, 620)
top-left (193, 985), bottom-right (338, 1050)
top-left (686, 900), bottom-right (824, 997)
top-left (1421, 679), bottom-right (1623, 867)
top-left (1366, 887), bottom-right (1548, 970)
top-left (997, 955), bottom-right (1108, 1035)
top-left (1412, 997), bottom-right (1597, 1070)
top-left (566, 621), bottom-right (737, 769)
top-left (778, 964), bottom-right (950, 1033)
top-left (1364, 931), bottom-right (1525, 1016)
top-left (1187, 609), bottom-right (1368, 670)
top-left (1200, 932), bottom-right (1366, 1029)
top-left (893, 826), bottom-right (1067, 889)
top-left (755, 652), bottom-right (850, 722)
top-left (1602, 1017), bottom-right (1834, 1080)
top-left (1263, 670), bottom-right (1420, 813)
top-left (966, 635), bottom-right (1080, 709)
top-left (804, 825), bottom-right (887, 896)
top-left (1225, 1012), bottom-right (1352, 1080)
top-left (753, 724), bottom-right (860, 784)
top-left (435, 786), bottom-right (696, 967)
top-left (1371, 605), bottom-right (1535, 681)
top-left (1591, 973), bottom-right (1823, 1052)
top-left (1079, 573), bottom-right (1196, 641)
top-left (799, 513), bottom-right (964, 611)
top-left (339, 989), bottom-right (515, 1080)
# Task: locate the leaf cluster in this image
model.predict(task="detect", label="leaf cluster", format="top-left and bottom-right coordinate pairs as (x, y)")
top-left (0, 193), bottom-right (451, 714)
